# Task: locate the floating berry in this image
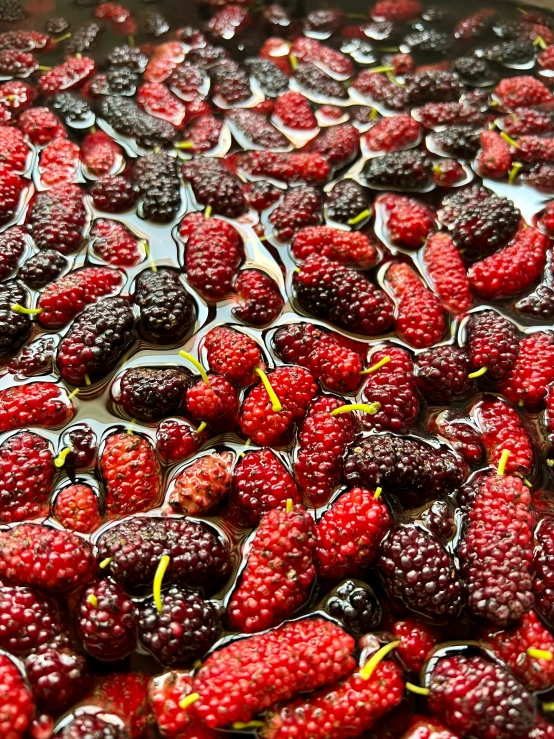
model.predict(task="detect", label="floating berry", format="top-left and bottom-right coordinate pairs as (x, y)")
top-left (53, 483), bottom-right (102, 534)
top-left (90, 219), bottom-right (143, 266)
top-left (137, 82), bottom-right (186, 127)
top-left (494, 75), bottom-right (554, 110)
top-left (380, 194), bottom-right (435, 249)
top-left (0, 431), bottom-right (53, 523)
top-left (430, 410), bottom-right (484, 464)
top-left (310, 124), bottom-right (359, 168)
top-left (27, 183), bottom-right (87, 255)
top-left (361, 346), bottom-right (419, 433)
top-left (0, 380), bottom-right (74, 434)
top-left (295, 394), bottom-right (357, 507)
top-left (466, 310), bottom-right (520, 381)
top-left (232, 449), bottom-right (299, 525)
top-left (292, 226), bottom-right (377, 269)
top-left (228, 504), bottom-right (316, 632)
top-left (165, 451), bottom-right (233, 516)
top-left (0, 584), bottom-right (63, 656)
top-left (155, 419), bottom-right (207, 464)
top-left (0, 127), bottom-right (29, 173)
top-left (269, 185), bottom-right (323, 242)
top-left (459, 474), bottom-right (534, 625)
top-left (499, 331), bottom-right (554, 408)
top-left (76, 579), bottom-right (137, 661)
top-left (133, 269), bottom-right (195, 344)
top-left (182, 157), bottom-right (246, 218)
top-left (475, 397), bottom-right (534, 477)
top-left (81, 131), bottom-right (122, 177)
top-left (415, 346), bottom-right (474, 404)
top-left (239, 365), bottom-right (317, 446)
top-left (25, 645), bottom-right (88, 713)
top-left (423, 232), bottom-right (472, 314)
top-left (17, 106), bottom-right (65, 146)
top-left (475, 130), bottom-right (512, 179)
top-left (204, 325), bottom-right (263, 387)
top-left (90, 175), bottom-right (137, 213)
top-left (364, 114), bottom-right (421, 153)
top-left (38, 137), bottom-right (80, 187)
top-left (239, 150), bottom-right (330, 185)
top-left (0, 523), bottom-right (94, 591)
top-left (38, 56), bottom-right (96, 94)
top-left (0, 653), bottom-right (34, 739)
top-left (393, 617), bottom-right (439, 673)
top-left (315, 488), bottom-right (390, 579)
top-left (233, 268), bottom-right (284, 326)
top-left (38, 267), bottom-right (123, 329)
top-left (193, 617), bottom-right (355, 728)
top-left (101, 433), bottom-right (161, 517)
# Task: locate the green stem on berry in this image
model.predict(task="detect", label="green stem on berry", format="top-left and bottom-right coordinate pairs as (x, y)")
top-left (380, 46), bottom-right (400, 52)
top-left (196, 421), bottom-right (207, 434)
top-left (289, 54), bottom-right (298, 70)
top-left (366, 65), bottom-right (394, 74)
top-left (239, 438), bottom-right (251, 458)
top-left (488, 120), bottom-right (497, 130)
top-left (534, 35), bottom-right (548, 49)
top-left (518, 399), bottom-right (525, 407)
top-left (233, 721), bottom-right (264, 730)
top-left (386, 71), bottom-right (404, 86)
top-left (204, 205), bottom-right (212, 218)
top-left (53, 32), bottom-right (72, 44)
top-left (68, 388), bottom-right (80, 401)
top-left (361, 355), bottom-right (391, 375)
top-left (141, 241), bottom-right (157, 272)
top-left (175, 141), bottom-right (194, 149)
top-left (37, 65), bottom-right (52, 71)
top-left (179, 351), bottom-right (210, 386)
top-left (87, 594), bottom-right (98, 608)
top-left (179, 692), bottom-right (200, 710)
top-left (543, 702), bottom-right (554, 711)
top-left (84, 373), bottom-right (91, 387)
top-left (347, 12), bottom-right (367, 19)
top-left (153, 555), bottom-right (170, 614)
top-left (286, 498), bottom-right (293, 513)
top-left (54, 447), bottom-right (72, 468)
top-left (489, 100), bottom-right (499, 107)
top-left (527, 647), bottom-right (553, 661)
top-left (508, 162), bottom-right (523, 185)
top-left (548, 459), bottom-right (554, 467)
top-left (254, 367), bottom-right (282, 412)
top-left (99, 557), bottom-right (113, 569)
top-left (374, 487), bottom-right (382, 499)
top-left (523, 478), bottom-right (532, 489)
top-left (348, 209), bottom-right (371, 226)
top-left (468, 366), bottom-right (487, 379)
top-left (89, 125), bottom-right (96, 134)
top-left (331, 402), bottom-right (381, 416)
top-left (406, 682), bottom-right (431, 696)
top-left (11, 304), bottom-right (43, 315)
top-left (497, 449), bottom-right (511, 477)
top-left (369, 107), bottom-right (378, 121)
top-left (500, 132), bottom-right (519, 148)
top-left (359, 640), bottom-right (400, 681)
top-left (126, 420), bottom-right (136, 435)
top-left (128, 35), bottom-right (135, 47)
top-left (153, 146), bottom-right (161, 154)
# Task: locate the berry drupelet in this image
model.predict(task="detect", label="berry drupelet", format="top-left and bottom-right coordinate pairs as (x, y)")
top-left (132, 151), bottom-right (181, 223)
top-left (133, 269), bottom-right (195, 344)
top-left (115, 367), bottom-right (190, 422)
top-left (165, 451), bottom-right (233, 516)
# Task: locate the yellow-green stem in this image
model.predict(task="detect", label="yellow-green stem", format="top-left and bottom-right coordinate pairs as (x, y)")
top-left (359, 640), bottom-right (400, 680)
top-left (254, 367), bottom-right (282, 412)
top-left (153, 555), bottom-right (170, 614)
top-left (179, 351), bottom-right (210, 385)
top-left (331, 402), bottom-right (381, 416)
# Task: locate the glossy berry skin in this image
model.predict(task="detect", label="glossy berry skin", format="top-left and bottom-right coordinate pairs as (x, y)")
top-left (0, 523), bottom-right (94, 592)
top-left (192, 617), bottom-right (356, 728)
top-left (430, 410), bottom-right (484, 465)
top-left (0, 165), bottom-right (24, 225)
top-left (476, 398), bottom-right (534, 477)
top-left (476, 130), bottom-right (512, 179)
top-left (428, 655), bottom-right (534, 739)
top-left (364, 114), bottom-right (421, 153)
top-left (25, 645), bottom-right (88, 712)
top-left (182, 214), bottom-right (243, 302)
top-left (361, 346), bottom-right (419, 433)
top-left (292, 226), bottom-right (378, 270)
top-left (229, 504), bottom-right (315, 633)
top-left (295, 395), bottom-right (357, 507)
top-left (0, 431), bottom-right (54, 523)
top-left (240, 365), bottom-right (317, 446)
top-left (400, 716), bottom-right (460, 739)
top-left (344, 434), bottom-right (467, 508)
top-left (533, 519), bottom-right (554, 628)
top-left (459, 475), bottom-right (533, 626)
top-left (186, 374), bottom-right (238, 428)
top-left (57, 715), bottom-right (129, 739)
top-left (467, 310), bottom-right (520, 381)
top-left (90, 175), bottom-right (137, 213)
top-left (148, 671), bottom-right (217, 739)
top-left (233, 269), bottom-right (284, 326)
top-left (77, 578), bottom-right (137, 661)
top-left (0, 227), bottom-right (26, 280)
top-left (134, 269), bottom-right (195, 344)
top-left (423, 232), bottom-right (472, 315)
top-left (269, 186), bottom-right (323, 243)
top-left (37, 267), bottom-right (123, 329)
top-left (274, 322), bottom-right (363, 394)
top-left (315, 488), bottom-right (390, 579)
top-left (155, 419), bottom-right (207, 464)
top-left (415, 346), bottom-right (474, 404)
top-left (115, 367), bottom-right (190, 422)
top-left (499, 331), bottom-right (554, 408)
top-left (482, 610), bottom-right (554, 693)
top-left (0, 382), bottom-right (73, 432)
top-left (310, 124), bottom-right (359, 169)
top-left (239, 150), bottom-right (331, 186)
top-left (469, 227), bottom-right (549, 300)
top-left (57, 297), bottom-right (135, 386)
top-left (233, 449), bottom-right (299, 526)
top-left (100, 433), bottom-right (161, 517)
top-left (0, 282), bottom-right (32, 359)
top-left (380, 524), bottom-right (462, 619)
top-left (91, 219), bottom-right (143, 268)
top-left (17, 106), bottom-right (66, 147)
top-left (261, 661), bottom-right (404, 739)
top-left (204, 325), bottom-right (263, 387)
top-left (182, 158), bottom-right (246, 219)
top-left (96, 516), bottom-right (229, 592)
top-left (381, 194), bottom-right (435, 249)
top-left (324, 580), bottom-right (382, 636)
top-left (494, 75), bottom-right (554, 110)
top-left (393, 618), bottom-right (439, 673)
top-left (27, 184), bottom-right (87, 255)
top-left (0, 653), bottom-right (34, 739)
top-left (165, 451), bottom-right (233, 516)
top-left (53, 483), bottom-right (102, 534)
top-left (18, 250), bottom-right (67, 289)
top-left (363, 150), bottom-right (433, 190)
top-left (0, 585), bottom-right (64, 656)
top-left (452, 195), bottom-right (520, 261)
top-left (294, 254), bottom-right (394, 336)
